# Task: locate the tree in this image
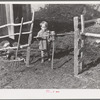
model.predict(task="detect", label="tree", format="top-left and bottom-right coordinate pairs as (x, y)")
top-left (35, 4), bottom-right (100, 22)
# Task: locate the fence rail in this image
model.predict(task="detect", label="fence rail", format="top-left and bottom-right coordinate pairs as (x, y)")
top-left (0, 31), bottom-right (31, 39)
top-left (78, 18), bottom-right (98, 25)
top-left (0, 21), bottom-right (33, 29)
top-left (85, 32), bottom-right (100, 38)
top-left (0, 44), bottom-right (29, 51)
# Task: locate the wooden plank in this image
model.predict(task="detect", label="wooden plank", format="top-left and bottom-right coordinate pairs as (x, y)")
top-left (78, 18), bottom-right (97, 25)
top-left (26, 11), bottom-right (34, 67)
top-left (5, 4), bottom-right (14, 39)
top-left (81, 15), bottom-right (85, 34)
top-left (15, 17), bottom-right (23, 59)
top-left (51, 32), bottom-right (55, 69)
top-left (74, 16), bottom-right (80, 76)
top-left (0, 44), bottom-right (29, 51)
top-left (51, 41), bottom-right (55, 69)
top-left (56, 33), bottom-right (74, 36)
top-left (85, 32), bottom-right (100, 38)
top-left (0, 20), bottom-right (32, 29)
top-left (80, 15), bottom-right (85, 72)
top-left (0, 31), bottom-right (31, 39)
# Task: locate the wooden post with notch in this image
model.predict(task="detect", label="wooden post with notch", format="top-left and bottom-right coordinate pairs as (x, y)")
top-left (74, 16), bottom-right (80, 76)
top-left (51, 31), bottom-right (55, 69)
top-left (26, 11), bottom-right (34, 67)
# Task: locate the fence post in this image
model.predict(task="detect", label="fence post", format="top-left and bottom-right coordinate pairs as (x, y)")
top-left (26, 11), bottom-right (34, 67)
top-left (51, 31), bottom-right (56, 69)
top-left (80, 14), bottom-right (85, 72)
top-left (74, 16), bottom-right (80, 76)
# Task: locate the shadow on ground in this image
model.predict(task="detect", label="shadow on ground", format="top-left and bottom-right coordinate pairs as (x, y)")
top-left (54, 47), bottom-right (74, 59)
top-left (81, 57), bottom-right (100, 74)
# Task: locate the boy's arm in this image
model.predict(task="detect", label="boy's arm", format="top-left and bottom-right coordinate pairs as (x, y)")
top-left (37, 31), bottom-right (40, 37)
top-left (35, 31), bottom-right (43, 40)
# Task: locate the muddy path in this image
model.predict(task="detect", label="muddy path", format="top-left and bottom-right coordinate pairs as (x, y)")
top-left (0, 34), bottom-right (75, 89)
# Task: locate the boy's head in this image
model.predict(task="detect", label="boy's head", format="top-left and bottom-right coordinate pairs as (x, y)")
top-left (40, 21), bottom-right (48, 31)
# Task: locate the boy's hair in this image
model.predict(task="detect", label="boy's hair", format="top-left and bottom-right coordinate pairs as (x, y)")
top-left (40, 21), bottom-right (48, 27)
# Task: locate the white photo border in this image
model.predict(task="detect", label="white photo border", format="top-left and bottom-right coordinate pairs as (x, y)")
top-left (0, 1), bottom-right (100, 99)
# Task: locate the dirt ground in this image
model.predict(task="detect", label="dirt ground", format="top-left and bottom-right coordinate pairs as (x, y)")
top-left (1, 24), bottom-right (100, 89)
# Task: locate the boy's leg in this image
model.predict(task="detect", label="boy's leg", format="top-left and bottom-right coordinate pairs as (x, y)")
top-left (47, 49), bottom-right (50, 60)
top-left (47, 42), bottom-right (51, 61)
top-left (41, 50), bottom-right (44, 63)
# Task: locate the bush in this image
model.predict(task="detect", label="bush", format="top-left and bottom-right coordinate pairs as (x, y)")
top-left (34, 4), bottom-right (100, 33)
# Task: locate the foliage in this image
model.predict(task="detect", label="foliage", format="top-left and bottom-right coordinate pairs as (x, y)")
top-left (33, 4), bottom-right (100, 33)
top-left (35, 4), bottom-right (100, 22)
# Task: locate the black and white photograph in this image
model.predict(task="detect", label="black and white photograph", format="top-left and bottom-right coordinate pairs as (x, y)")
top-left (0, 1), bottom-right (100, 97)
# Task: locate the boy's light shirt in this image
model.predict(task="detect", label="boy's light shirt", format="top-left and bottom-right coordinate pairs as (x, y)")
top-left (37, 29), bottom-right (50, 50)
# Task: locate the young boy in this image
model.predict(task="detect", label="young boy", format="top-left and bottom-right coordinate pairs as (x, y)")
top-left (36, 21), bottom-right (51, 63)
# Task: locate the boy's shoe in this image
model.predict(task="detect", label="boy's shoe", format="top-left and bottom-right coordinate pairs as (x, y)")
top-left (41, 59), bottom-right (44, 63)
top-left (48, 58), bottom-right (51, 61)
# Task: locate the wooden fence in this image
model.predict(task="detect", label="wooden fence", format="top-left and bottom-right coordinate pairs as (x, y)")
top-left (1, 11), bottom-right (99, 74)
top-left (0, 10), bottom-right (34, 67)
top-left (74, 14), bottom-right (100, 76)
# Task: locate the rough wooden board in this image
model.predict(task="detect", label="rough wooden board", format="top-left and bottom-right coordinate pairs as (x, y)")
top-left (74, 17), bottom-right (79, 76)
